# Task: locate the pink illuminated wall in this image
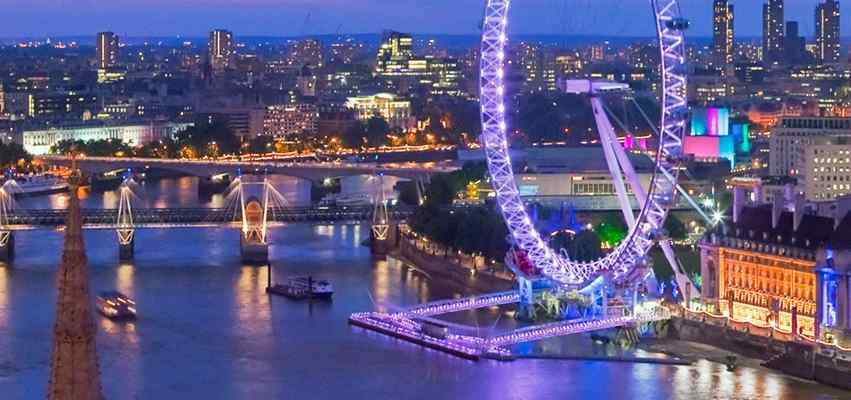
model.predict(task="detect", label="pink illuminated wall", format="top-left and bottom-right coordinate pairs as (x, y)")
top-left (683, 136), bottom-right (721, 158)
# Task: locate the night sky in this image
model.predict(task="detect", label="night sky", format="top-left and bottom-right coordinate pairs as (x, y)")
top-left (2, 0), bottom-right (844, 38)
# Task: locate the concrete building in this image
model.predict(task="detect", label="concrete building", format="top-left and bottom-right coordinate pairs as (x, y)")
top-left (22, 121), bottom-right (193, 155)
top-left (263, 103), bottom-right (319, 137)
top-left (769, 117), bottom-right (851, 177)
top-left (199, 107), bottom-right (264, 139)
top-left (512, 147), bottom-right (661, 211)
top-left (801, 137), bottom-right (851, 201)
top-left (345, 93), bottom-right (412, 129)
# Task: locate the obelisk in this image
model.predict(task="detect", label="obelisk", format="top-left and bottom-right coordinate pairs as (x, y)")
top-left (47, 167), bottom-right (104, 400)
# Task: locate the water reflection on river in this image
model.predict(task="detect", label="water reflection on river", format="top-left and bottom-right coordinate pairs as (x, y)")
top-left (0, 177), bottom-right (846, 399)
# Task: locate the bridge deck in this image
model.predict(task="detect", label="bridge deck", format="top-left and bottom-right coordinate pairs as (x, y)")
top-left (1, 206), bottom-right (413, 229)
top-left (400, 291), bottom-right (519, 317)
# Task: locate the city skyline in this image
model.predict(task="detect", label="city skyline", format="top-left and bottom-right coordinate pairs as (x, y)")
top-left (2, 0), bottom-right (850, 38)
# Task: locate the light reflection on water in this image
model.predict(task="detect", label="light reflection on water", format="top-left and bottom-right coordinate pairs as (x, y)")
top-left (0, 178), bottom-right (845, 399)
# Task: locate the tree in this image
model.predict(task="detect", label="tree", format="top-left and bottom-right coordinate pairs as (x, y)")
top-left (364, 116), bottom-right (390, 147)
top-left (0, 142), bottom-right (30, 168)
top-left (566, 230), bottom-right (603, 262)
top-left (595, 212), bottom-right (627, 248)
top-left (664, 214), bottom-right (687, 240)
top-left (247, 135), bottom-right (275, 154)
top-left (342, 121), bottom-right (366, 148)
top-left (177, 118), bottom-right (239, 156)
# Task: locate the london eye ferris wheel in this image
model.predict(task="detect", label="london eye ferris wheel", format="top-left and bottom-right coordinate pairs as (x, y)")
top-left (479, 0), bottom-right (691, 288)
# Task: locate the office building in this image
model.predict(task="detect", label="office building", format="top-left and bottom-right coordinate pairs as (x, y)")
top-left (801, 137), bottom-right (851, 201)
top-left (816, 0), bottom-right (841, 64)
top-left (263, 103), bottom-right (319, 137)
top-left (763, 0), bottom-right (785, 63)
top-left (769, 117), bottom-right (851, 177)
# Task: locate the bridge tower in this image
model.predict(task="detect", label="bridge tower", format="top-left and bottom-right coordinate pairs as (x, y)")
top-left (0, 182), bottom-right (15, 262)
top-left (370, 174), bottom-right (392, 256)
top-left (237, 178), bottom-right (277, 264)
top-left (116, 179), bottom-right (135, 260)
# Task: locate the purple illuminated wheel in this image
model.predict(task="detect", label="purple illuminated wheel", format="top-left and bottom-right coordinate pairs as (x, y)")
top-left (479, 0), bottom-right (688, 286)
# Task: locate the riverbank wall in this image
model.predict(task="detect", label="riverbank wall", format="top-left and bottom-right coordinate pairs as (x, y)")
top-left (669, 314), bottom-right (851, 390)
top-left (394, 236), bottom-right (514, 294)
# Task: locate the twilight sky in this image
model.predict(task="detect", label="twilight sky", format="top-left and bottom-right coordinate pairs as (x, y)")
top-left (1, 0), bottom-right (843, 38)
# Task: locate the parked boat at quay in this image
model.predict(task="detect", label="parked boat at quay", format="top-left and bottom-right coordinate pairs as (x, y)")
top-left (7, 175), bottom-right (69, 197)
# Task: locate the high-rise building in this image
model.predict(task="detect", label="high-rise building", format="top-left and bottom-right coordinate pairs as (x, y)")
top-left (374, 31), bottom-right (464, 96)
top-left (375, 31), bottom-right (414, 75)
top-left (208, 29), bottom-right (235, 74)
top-left (784, 21), bottom-right (807, 65)
top-left (713, 0), bottom-right (735, 67)
top-left (816, 0), bottom-right (841, 64)
top-left (96, 31), bottom-right (119, 69)
top-left (763, 0), bottom-right (785, 63)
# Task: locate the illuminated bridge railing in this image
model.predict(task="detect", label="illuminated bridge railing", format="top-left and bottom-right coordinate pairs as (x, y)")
top-left (485, 306), bottom-right (672, 348)
top-left (400, 291), bottom-right (520, 318)
top-left (2, 206), bottom-right (414, 228)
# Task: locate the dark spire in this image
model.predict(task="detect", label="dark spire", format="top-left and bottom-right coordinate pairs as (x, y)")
top-left (47, 165), bottom-right (103, 400)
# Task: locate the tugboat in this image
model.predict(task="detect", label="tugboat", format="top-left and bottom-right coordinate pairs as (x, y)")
top-left (267, 276), bottom-right (333, 301)
top-left (95, 291), bottom-right (137, 319)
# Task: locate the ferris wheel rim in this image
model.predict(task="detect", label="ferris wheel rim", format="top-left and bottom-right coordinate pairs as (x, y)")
top-left (478, 0), bottom-right (688, 286)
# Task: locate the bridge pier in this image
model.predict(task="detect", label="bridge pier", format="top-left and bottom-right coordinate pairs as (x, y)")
top-left (517, 276), bottom-right (535, 320)
top-left (0, 231), bottom-right (14, 262)
top-left (370, 223), bottom-right (395, 257)
top-left (119, 236), bottom-right (134, 260)
top-left (240, 236), bottom-right (269, 264)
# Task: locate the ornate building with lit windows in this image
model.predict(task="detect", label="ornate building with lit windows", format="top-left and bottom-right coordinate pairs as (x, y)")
top-left (700, 186), bottom-right (851, 345)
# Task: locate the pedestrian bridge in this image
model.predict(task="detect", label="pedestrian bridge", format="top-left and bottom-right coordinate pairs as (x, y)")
top-left (350, 290), bottom-right (671, 360)
top-left (39, 156), bottom-right (454, 182)
top-left (0, 176), bottom-right (407, 263)
top-left (2, 205), bottom-right (412, 230)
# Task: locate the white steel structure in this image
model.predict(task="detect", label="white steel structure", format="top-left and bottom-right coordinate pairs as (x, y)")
top-left (479, 0), bottom-right (689, 287)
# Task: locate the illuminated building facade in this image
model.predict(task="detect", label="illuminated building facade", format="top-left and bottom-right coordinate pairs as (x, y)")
top-left (209, 29), bottom-right (235, 74)
top-left (374, 31), bottom-right (463, 96)
top-left (345, 93), bottom-right (412, 129)
top-left (684, 107), bottom-right (750, 167)
top-left (22, 121), bottom-right (193, 155)
top-left (701, 188), bottom-right (851, 344)
top-left (28, 92), bottom-right (98, 119)
top-left (96, 32), bottom-right (119, 69)
top-left (816, 0), bottom-right (841, 64)
top-left (713, 0), bottom-right (735, 67)
top-left (263, 103), bottom-right (319, 137)
top-left (763, 0), bottom-right (785, 63)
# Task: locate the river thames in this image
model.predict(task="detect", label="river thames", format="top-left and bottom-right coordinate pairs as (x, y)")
top-left (0, 177), bottom-right (847, 399)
